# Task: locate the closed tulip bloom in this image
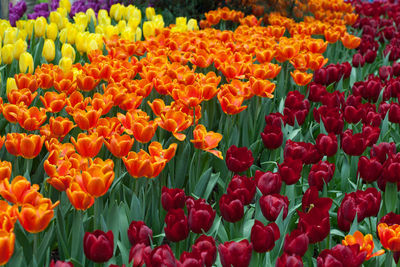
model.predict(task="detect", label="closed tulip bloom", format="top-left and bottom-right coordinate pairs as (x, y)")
top-left (35, 17), bottom-right (47, 37)
top-left (5, 133), bottom-right (45, 159)
top-left (188, 198), bottom-right (216, 234)
top-left (260, 194), bottom-right (289, 221)
top-left (317, 244), bottom-right (366, 267)
top-left (219, 194), bottom-right (244, 223)
top-left (179, 251), bottom-right (203, 266)
top-left (42, 39), bottom-right (55, 62)
top-left (129, 243), bottom-right (151, 267)
top-left (127, 221), bottom-right (153, 246)
top-left (145, 245), bottom-right (177, 267)
top-left (61, 43), bottom-right (76, 62)
top-left (66, 182), bottom-right (94, 210)
top-left (227, 175), bottom-right (256, 205)
top-left (145, 7), bottom-right (156, 20)
top-left (13, 39), bottom-right (27, 60)
top-left (19, 52), bottom-right (34, 74)
top-left (0, 176), bottom-right (40, 205)
top-left (18, 199), bottom-right (59, 233)
top-left (218, 240), bottom-right (252, 267)
top-left (161, 187), bottom-right (186, 211)
top-left (358, 156), bottom-right (382, 183)
top-left (341, 129), bottom-right (367, 156)
top-left (255, 170), bottom-right (282, 195)
top-left (0, 161), bottom-right (12, 182)
top-left (251, 220), bottom-right (280, 253)
top-left (6, 78), bottom-right (18, 96)
top-left (315, 133), bottom-right (338, 157)
top-left (76, 160), bottom-right (114, 198)
top-left (283, 229), bottom-right (309, 257)
top-left (72, 108), bottom-right (102, 131)
top-left (192, 235), bottom-right (217, 267)
top-left (84, 230), bottom-right (114, 263)
top-left (278, 158), bottom-right (303, 185)
top-left (0, 230), bottom-right (15, 265)
top-left (225, 145), bottom-right (254, 173)
top-left (59, 57), bottom-right (72, 73)
top-left (104, 134), bottom-right (134, 158)
top-left (143, 21), bottom-right (156, 39)
top-left (308, 161), bottom-right (335, 191)
top-left (164, 209), bottom-right (189, 242)
top-left (2, 45), bottom-right (14, 65)
top-left (298, 207), bottom-right (330, 244)
top-left (341, 33), bottom-right (361, 49)
top-left (276, 253), bottom-right (303, 267)
top-left (71, 133), bottom-right (103, 158)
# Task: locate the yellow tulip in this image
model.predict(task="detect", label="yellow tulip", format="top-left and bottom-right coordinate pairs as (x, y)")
top-left (98, 10), bottom-right (110, 26)
top-left (35, 17), bottom-right (47, 38)
top-left (59, 57), bottom-right (72, 73)
top-left (86, 8), bottom-right (97, 26)
top-left (46, 23), bottom-right (58, 41)
top-left (17, 30), bottom-right (27, 41)
top-left (143, 21), bottom-right (155, 39)
top-left (146, 7), bottom-right (155, 20)
top-left (49, 11), bottom-right (64, 29)
top-left (19, 52), bottom-right (34, 74)
top-left (176, 17), bottom-right (187, 27)
top-left (0, 35), bottom-right (2, 47)
top-left (0, 21), bottom-right (10, 37)
top-left (187, 19), bottom-right (199, 31)
top-left (117, 20), bottom-right (126, 33)
top-left (25, 20), bottom-right (35, 39)
top-left (75, 32), bottom-right (89, 54)
top-left (95, 25), bottom-right (105, 35)
top-left (104, 25), bottom-right (118, 39)
top-left (125, 5), bottom-right (141, 21)
top-left (86, 35), bottom-right (99, 53)
top-left (13, 39), bottom-right (27, 60)
top-left (121, 29), bottom-right (134, 41)
top-left (4, 27), bottom-right (17, 45)
top-left (2, 44), bottom-right (14, 64)
top-left (74, 12), bottom-right (88, 29)
top-left (57, 7), bottom-right (68, 18)
top-left (127, 17), bottom-right (140, 30)
top-left (6, 78), bottom-right (17, 95)
top-left (61, 43), bottom-right (76, 62)
top-left (43, 39), bottom-right (55, 62)
top-left (135, 27), bottom-right (142, 41)
top-left (153, 15), bottom-right (165, 29)
top-left (59, 0), bottom-right (71, 13)
top-left (16, 20), bottom-right (25, 30)
top-left (59, 26), bottom-right (77, 44)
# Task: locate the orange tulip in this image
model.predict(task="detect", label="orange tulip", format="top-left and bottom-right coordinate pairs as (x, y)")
top-left (92, 117), bottom-right (123, 139)
top-left (342, 230), bottom-right (385, 260)
top-left (0, 230), bottom-right (15, 265)
top-left (14, 73), bottom-right (38, 92)
top-left (53, 77), bottom-right (77, 96)
top-left (308, 54), bottom-right (328, 71)
top-left (66, 181), bottom-right (95, 210)
top-left (249, 77), bottom-right (275, 98)
top-left (117, 92), bottom-right (143, 111)
top-left (217, 88), bottom-right (247, 115)
top-left (40, 117), bottom-right (75, 140)
top-left (191, 124), bottom-right (223, 159)
top-left (7, 88), bottom-right (37, 106)
top-left (219, 62), bottom-right (246, 80)
top-left (45, 139), bottom-right (76, 158)
top-left (306, 39), bottom-right (328, 54)
top-left (132, 118), bottom-right (158, 143)
top-left (18, 198), bottom-right (59, 233)
top-left (40, 92), bottom-right (67, 113)
top-left (36, 72), bottom-right (54, 89)
top-left (344, 13), bottom-right (358, 26)
top-left (172, 84), bottom-right (204, 108)
top-left (157, 110), bottom-right (193, 141)
top-left (256, 49), bottom-right (275, 63)
top-left (76, 159), bottom-right (114, 197)
top-left (0, 136), bottom-right (4, 151)
top-left (378, 223), bottom-right (400, 252)
top-left (324, 29), bottom-right (341, 43)
top-left (2, 103), bottom-right (24, 124)
top-left (148, 142), bottom-right (177, 163)
top-left (44, 149), bottom-right (72, 178)
top-left (72, 107), bottom-right (102, 131)
top-left (290, 53), bottom-right (310, 72)
top-left (0, 200), bottom-right (18, 232)
top-left (0, 176), bottom-right (40, 205)
top-left (290, 70), bottom-right (313, 86)
top-left (65, 91), bottom-right (91, 114)
top-left (0, 161), bottom-right (12, 182)
top-left (71, 132), bottom-right (103, 158)
top-left (123, 150), bottom-right (166, 178)
top-left (104, 134), bottom-right (134, 158)
top-left (190, 49), bottom-right (213, 68)
top-left (18, 106), bottom-right (47, 131)
top-left (341, 33), bottom-right (361, 49)
top-left (148, 98), bottom-right (168, 117)
top-left (275, 43), bottom-right (300, 62)
top-left (92, 93), bottom-right (114, 116)
top-left (5, 133), bottom-right (45, 159)
top-left (76, 74), bottom-right (100, 91)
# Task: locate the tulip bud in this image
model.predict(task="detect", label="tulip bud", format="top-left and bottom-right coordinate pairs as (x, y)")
top-left (283, 229), bottom-right (309, 256)
top-left (192, 235), bottom-right (217, 267)
top-left (83, 230), bottom-right (114, 263)
top-left (61, 43), bottom-right (76, 62)
top-left (2, 44), bottom-right (14, 65)
top-left (255, 170), bottom-right (282, 195)
top-left (19, 52), bottom-right (34, 74)
top-left (161, 187), bottom-right (185, 211)
top-left (42, 39), bottom-right (56, 62)
top-left (35, 17), bottom-right (47, 38)
top-left (135, 27), bottom-right (142, 41)
top-left (218, 240), bottom-right (252, 267)
top-left (13, 39), bottom-right (27, 60)
top-left (278, 158), bottom-right (302, 185)
top-left (219, 194), bottom-right (244, 223)
top-left (187, 198), bottom-right (216, 234)
top-left (46, 23), bottom-right (58, 41)
top-left (6, 78), bottom-right (17, 96)
top-left (260, 194), bottom-right (289, 221)
top-left (251, 220), bottom-right (280, 253)
top-left (164, 209), bottom-right (189, 242)
top-left (143, 21), bottom-right (155, 39)
top-left (145, 7), bottom-right (155, 20)
top-left (127, 221), bottom-right (153, 246)
top-left (59, 57), bottom-right (72, 73)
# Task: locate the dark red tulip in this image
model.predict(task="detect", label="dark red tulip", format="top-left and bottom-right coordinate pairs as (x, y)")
top-left (379, 212), bottom-right (400, 226)
top-left (254, 170), bottom-right (282, 195)
top-left (371, 142), bottom-right (396, 163)
top-left (321, 91), bottom-right (345, 109)
top-left (261, 124), bottom-right (283, 150)
top-left (341, 129), bottom-right (367, 156)
top-left (317, 244), bottom-right (366, 267)
top-left (308, 161), bottom-right (335, 191)
top-left (278, 158), bottom-right (302, 185)
top-left (127, 221), bottom-right (153, 246)
top-left (298, 207), bottom-right (330, 243)
top-left (192, 235), bottom-right (217, 267)
top-left (364, 49), bottom-right (377, 63)
top-left (250, 220), bottom-right (280, 253)
top-left (218, 240), bottom-right (252, 267)
top-left (326, 64), bottom-right (340, 85)
top-left (49, 260), bottom-right (74, 267)
top-left (129, 243), bottom-right (151, 267)
top-left (389, 102), bottom-right (400, 123)
top-left (337, 188), bottom-right (381, 231)
top-left (315, 133), bottom-right (338, 157)
top-left (283, 91), bottom-right (310, 126)
top-left (314, 68), bottom-right (327, 85)
top-left (393, 61), bottom-right (400, 77)
top-left (225, 145), bottom-right (254, 173)
top-left (381, 153), bottom-right (400, 183)
top-left (364, 110), bottom-right (382, 127)
top-left (164, 209), bottom-right (189, 242)
top-left (179, 252), bottom-right (203, 267)
top-left (260, 194), bottom-right (289, 221)
top-left (219, 194), bottom-right (244, 222)
top-left (188, 198), bottom-right (216, 234)
top-left (276, 253), bottom-right (303, 267)
top-left (283, 229), bottom-right (309, 256)
top-left (352, 53), bottom-right (365, 67)
top-left (340, 62), bottom-right (352, 79)
top-left (302, 187), bottom-right (332, 214)
top-left (284, 140), bottom-right (322, 164)
top-left (227, 175), bottom-right (256, 205)
top-left (161, 187), bottom-right (186, 211)
top-left (307, 82), bottom-right (327, 102)
top-left (83, 230), bottom-right (114, 263)
top-left (358, 156), bottom-right (382, 183)
top-left (145, 245), bottom-right (178, 267)
top-left (379, 66), bottom-right (392, 81)
top-left (362, 125), bottom-right (380, 147)
top-left (313, 106), bottom-right (344, 134)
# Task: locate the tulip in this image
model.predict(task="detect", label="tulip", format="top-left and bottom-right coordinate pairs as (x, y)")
top-left (317, 244), bottom-right (367, 266)
top-left (283, 229), bottom-right (309, 256)
top-left (84, 230), bottom-right (114, 263)
top-left (315, 133), bottom-right (338, 157)
top-left (19, 52), bottom-right (34, 74)
top-left (191, 124), bottom-right (223, 159)
top-left (59, 57), bottom-right (72, 73)
top-left (251, 220), bottom-right (280, 253)
top-left (298, 207), bottom-right (330, 244)
top-left (358, 156), bottom-right (382, 183)
top-left (380, 212), bottom-right (400, 226)
top-left (192, 235), bottom-right (217, 267)
top-left (143, 21), bottom-right (155, 39)
top-left (290, 70), bottom-right (313, 86)
top-left (276, 253), bottom-right (303, 267)
top-left (260, 194), bottom-right (289, 221)
top-left (341, 129), bottom-right (367, 156)
top-left (123, 150), bottom-right (166, 179)
top-left (218, 240), bottom-right (252, 267)
top-left (164, 209), bottom-right (189, 242)
top-left (18, 106), bottom-right (47, 131)
top-left (61, 43), bottom-right (76, 62)
top-left (0, 176), bottom-right (40, 205)
top-left (225, 145), bottom-right (253, 173)
top-left (278, 158), bottom-right (302, 185)
top-left (179, 252), bottom-right (203, 266)
top-left (127, 221), bottom-right (153, 246)
top-left (161, 187), bottom-right (185, 211)
top-left (227, 175), bottom-right (256, 205)
top-left (129, 243), bottom-right (151, 266)
top-left (0, 230), bottom-right (15, 265)
top-left (72, 108), bottom-right (102, 131)
top-left (13, 39), bottom-right (27, 60)
top-left (104, 134), bottom-right (134, 158)
top-left (255, 170), bottom-right (282, 195)
top-left (219, 194), bottom-right (244, 223)
top-left (342, 231), bottom-right (385, 260)
top-left (157, 110), bottom-right (192, 141)
top-left (35, 17), bottom-right (47, 38)
top-left (18, 199), bottom-right (59, 233)
top-left (66, 182), bottom-right (94, 210)
top-left (42, 39), bottom-right (56, 62)
top-left (145, 245), bottom-right (177, 267)
top-left (5, 133), bottom-right (45, 159)
top-left (341, 33), bottom-right (361, 49)
top-left (0, 161), bottom-right (12, 182)
top-left (71, 133), bottom-right (103, 158)
top-left (308, 161), bottom-right (335, 191)
top-left (2, 45), bottom-right (14, 65)
top-left (187, 198), bottom-right (216, 234)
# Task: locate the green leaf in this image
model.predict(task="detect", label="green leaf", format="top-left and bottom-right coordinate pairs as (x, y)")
top-left (203, 172), bottom-right (220, 201)
top-left (384, 182), bottom-right (398, 213)
top-left (37, 224), bottom-right (55, 266)
top-left (193, 168), bottom-right (212, 198)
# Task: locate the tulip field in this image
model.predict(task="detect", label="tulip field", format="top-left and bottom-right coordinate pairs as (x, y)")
top-left (1, 0), bottom-right (400, 266)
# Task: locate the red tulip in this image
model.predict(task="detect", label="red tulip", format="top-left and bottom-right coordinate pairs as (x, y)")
top-left (227, 175), bottom-right (256, 205)
top-left (127, 221), bottom-right (153, 246)
top-left (161, 187), bottom-right (186, 211)
top-left (218, 240), bottom-right (252, 267)
top-left (254, 170), bottom-right (282, 195)
top-left (260, 194), bottom-right (289, 221)
top-left (188, 198), bottom-right (216, 234)
top-left (219, 194), bottom-right (244, 223)
top-left (164, 209), bottom-right (189, 242)
top-left (192, 235), bottom-right (217, 267)
top-left (83, 230), bottom-right (114, 263)
top-left (250, 220), bottom-right (280, 253)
